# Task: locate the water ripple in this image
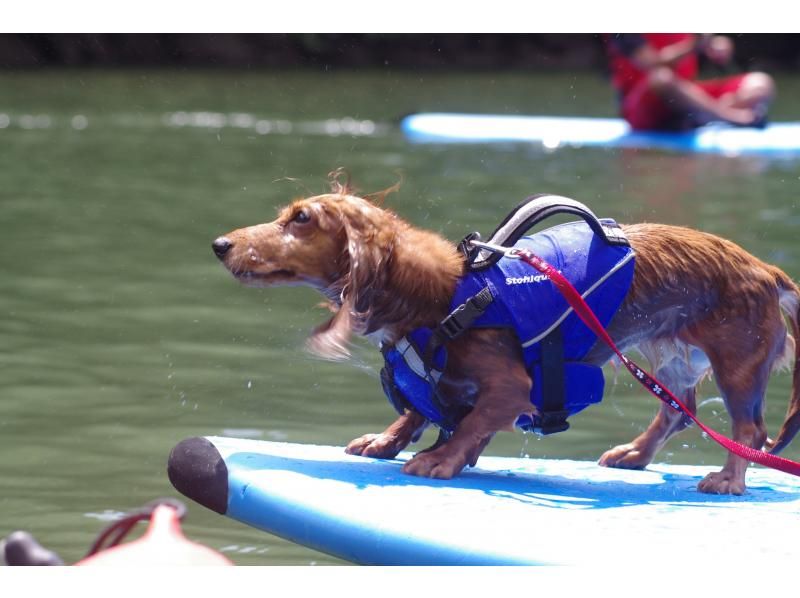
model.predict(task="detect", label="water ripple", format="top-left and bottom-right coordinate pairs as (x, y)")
top-left (0, 111), bottom-right (389, 137)
top-left (164, 111), bottom-right (386, 137)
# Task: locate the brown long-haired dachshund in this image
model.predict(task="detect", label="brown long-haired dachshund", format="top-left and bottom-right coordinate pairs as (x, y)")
top-left (212, 180), bottom-right (800, 495)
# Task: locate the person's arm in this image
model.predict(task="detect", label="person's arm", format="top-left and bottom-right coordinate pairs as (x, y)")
top-left (628, 35), bottom-right (705, 70)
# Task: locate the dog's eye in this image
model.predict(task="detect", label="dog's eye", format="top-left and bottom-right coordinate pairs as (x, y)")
top-left (293, 210), bottom-right (311, 224)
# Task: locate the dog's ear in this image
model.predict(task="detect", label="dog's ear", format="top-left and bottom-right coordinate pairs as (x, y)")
top-left (340, 214), bottom-right (392, 317)
top-left (306, 306), bottom-right (353, 361)
top-left (305, 201), bottom-right (393, 360)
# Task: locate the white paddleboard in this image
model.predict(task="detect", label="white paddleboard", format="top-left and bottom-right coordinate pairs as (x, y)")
top-left (401, 113), bottom-right (800, 156)
top-left (168, 436), bottom-right (800, 565)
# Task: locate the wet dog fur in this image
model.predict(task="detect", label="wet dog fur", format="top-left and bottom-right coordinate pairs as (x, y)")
top-left (212, 181), bottom-right (800, 495)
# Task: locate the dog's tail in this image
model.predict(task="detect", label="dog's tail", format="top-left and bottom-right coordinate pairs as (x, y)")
top-left (766, 269), bottom-right (800, 455)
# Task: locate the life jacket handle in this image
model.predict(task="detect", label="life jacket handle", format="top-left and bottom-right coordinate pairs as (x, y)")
top-left (461, 194), bottom-right (629, 271)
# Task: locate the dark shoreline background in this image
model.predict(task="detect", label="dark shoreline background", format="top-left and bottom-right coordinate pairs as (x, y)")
top-left (2, 33), bottom-right (798, 70)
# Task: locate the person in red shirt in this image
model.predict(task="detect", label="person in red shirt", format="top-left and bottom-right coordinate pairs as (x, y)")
top-left (605, 34), bottom-right (775, 131)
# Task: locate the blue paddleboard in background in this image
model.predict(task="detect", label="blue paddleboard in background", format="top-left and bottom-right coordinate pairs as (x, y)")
top-left (168, 436), bottom-right (800, 565)
top-left (400, 113), bottom-right (800, 156)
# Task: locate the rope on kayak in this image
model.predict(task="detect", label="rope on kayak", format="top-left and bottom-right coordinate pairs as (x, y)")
top-left (84, 498), bottom-right (187, 558)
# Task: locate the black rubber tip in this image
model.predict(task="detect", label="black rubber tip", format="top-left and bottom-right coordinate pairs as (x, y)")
top-left (167, 437), bottom-right (229, 515)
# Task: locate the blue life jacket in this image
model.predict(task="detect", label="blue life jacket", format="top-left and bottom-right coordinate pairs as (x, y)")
top-left (380, 196), bottom-right (636, 436)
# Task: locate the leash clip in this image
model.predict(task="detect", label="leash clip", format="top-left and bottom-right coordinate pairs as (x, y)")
top-left (469, 239), bottom-right (521, 260)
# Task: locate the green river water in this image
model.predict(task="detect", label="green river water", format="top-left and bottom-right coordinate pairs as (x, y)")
top-left (2, 69), bottom-right (800, 565)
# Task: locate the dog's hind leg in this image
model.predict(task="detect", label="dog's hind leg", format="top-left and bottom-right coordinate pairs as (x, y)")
top-left (599, 340), bottom-right (708, 471)
top-left (682, 302), bottom-right (785, 494)
top-left (694, 345), bottom-right (774, 495)
top-left (693, 368), bottom-right (770, 495)
top-left (599, 388), bottom-right (697, 470)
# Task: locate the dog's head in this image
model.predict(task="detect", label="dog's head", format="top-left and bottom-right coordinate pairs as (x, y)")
top-left (213, 191), bottom-right (403, 359)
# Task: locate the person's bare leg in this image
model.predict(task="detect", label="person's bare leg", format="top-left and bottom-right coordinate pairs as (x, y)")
top-left (720, 72), bottom-right (775, 116)
top-left (647, 66), bottom-right (760, 126)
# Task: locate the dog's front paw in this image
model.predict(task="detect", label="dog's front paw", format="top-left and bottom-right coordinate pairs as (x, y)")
top-left (345, 434), bottom-right (403, 459)
top-left (697, 471), bottom-right (746, 495)
top-left (598, 443), bottom-right (651, 470)
top-left (402, 449), bottom-right (465, 479)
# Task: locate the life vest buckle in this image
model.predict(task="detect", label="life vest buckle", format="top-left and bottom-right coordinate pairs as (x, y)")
top-left (435, 286), bottom-right (494, 342)
top-left (532, 410), bottom-right (571, 435)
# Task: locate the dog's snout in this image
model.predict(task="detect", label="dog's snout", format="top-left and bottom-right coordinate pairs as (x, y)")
top-left (212, 236), bottom-right (233, 259)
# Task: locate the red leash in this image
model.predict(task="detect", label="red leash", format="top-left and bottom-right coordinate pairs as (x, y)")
top-left (476, 241), bottom-right (800, 477)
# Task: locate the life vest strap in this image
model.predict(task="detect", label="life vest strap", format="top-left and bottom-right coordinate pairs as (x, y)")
top-left (380, 287), bottom-right (495, 432)
top-left (422, 285), bottom-right (494, 385)
top-left (535, 326), bottom-right (570, 435)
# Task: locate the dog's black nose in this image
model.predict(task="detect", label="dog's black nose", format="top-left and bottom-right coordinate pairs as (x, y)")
top-left (212, 236), bottom-right (233, 259)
